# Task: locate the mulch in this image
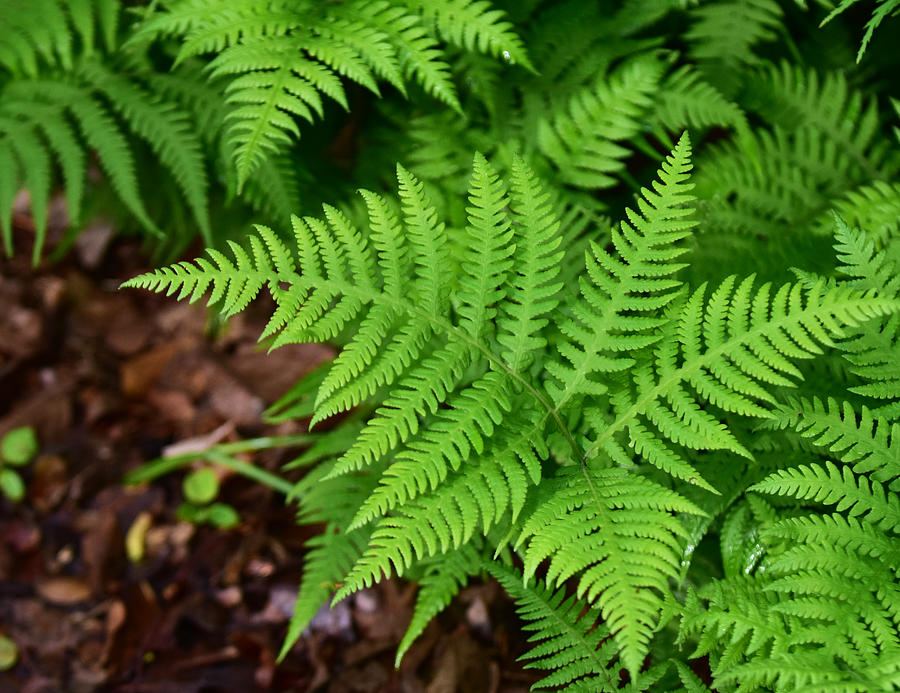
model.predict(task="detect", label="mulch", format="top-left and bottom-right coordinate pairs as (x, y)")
top-left (0, 222), bottom-right (537, 693)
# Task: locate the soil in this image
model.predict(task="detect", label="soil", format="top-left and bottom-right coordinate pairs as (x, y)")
top-left (0, 223), bottom-right (538, 693)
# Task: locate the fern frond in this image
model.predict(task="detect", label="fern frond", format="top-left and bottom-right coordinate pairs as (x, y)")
top-left (819, 181), bottom-right (900, 248)
top-left (536, 55), bottom-right (662, 190)
top-left (742, 62), bottom-right (889, 179)
top-left (121, 223), bottom-right (293, 314)
top-left (766, 397), bottom-right (900, 483)
top-left (279, 454), bottom-right (380, 660)
top-left (583, 276), bottom-right (899, 492)
top-left (820, 0), bottom-right (900, 61)
top-left (655, 65), bottom-right (745, 132)
top-left (423, 0), bottom-right (534, 71)
top-left (686, 0), bottom-right (783, 68)
top-left (497, 156), bottom-right (565, 374)
top-left (395, 544), bottom-right (482, 666)
top-left (488, 562), bottom-right (623, 693)
top-left (832, 219), bottom-right (900, 400)
top-left (547, 132), bottom-right (696, 409)
top-left (515, 466), bottom-right (704, 679)
top-left (752, 462), bottom-right (900, 530)
top-left (0, 117), bottom-right (50, 263)
top-left (78, 59), bottom-right (211, 244)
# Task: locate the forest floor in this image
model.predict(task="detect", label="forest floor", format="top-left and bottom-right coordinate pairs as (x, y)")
top-left (0, 218), bottom-right (537, 693)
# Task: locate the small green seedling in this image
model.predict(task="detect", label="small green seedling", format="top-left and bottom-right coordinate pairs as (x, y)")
top-left (177, 467), bottom-right (240, 529)
top-left (0, 427), bottom-right (38, 502)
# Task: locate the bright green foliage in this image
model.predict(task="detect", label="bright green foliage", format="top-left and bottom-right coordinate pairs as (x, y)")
top-left (183, 467), bottom-right (220, 505)
top-left (129, 0), bottom-right (529, 189)
top-left (0, 426), bottom-right (38, 503)
top-left (0, 427), bottom-right (38, 466)
top-left (126, 122), bottom-right (900, 687)
top-left (0, 0), bottom-right (212, 261)
top-left (820, 0), bottom-right (900, 60)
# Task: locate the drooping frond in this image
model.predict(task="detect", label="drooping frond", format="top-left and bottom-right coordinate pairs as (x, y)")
top-left (279, 450), bottom-right (381, 660)
top-left (0, 0), bottom-right (212, 261)
top-left (395, 544), bottom-right (482, 666)
top-left (488, 562), bottom-right (623, 693)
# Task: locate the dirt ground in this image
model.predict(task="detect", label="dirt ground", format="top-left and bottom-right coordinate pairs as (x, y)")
top-left (0, 221), bottom-right (537, 693)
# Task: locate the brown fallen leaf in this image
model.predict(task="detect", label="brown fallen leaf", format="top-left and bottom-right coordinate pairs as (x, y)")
top-left (28, 454), bottom-right (68, 513)
top-left (36, 576), bottom-right (92, 606)
top-left (120, 339), bottom-right (192, 397)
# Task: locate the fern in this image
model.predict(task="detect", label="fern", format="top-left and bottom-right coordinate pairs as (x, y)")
top-left (130, 0), bottom-right (529, 188)
top-left (0, 0), bottom-right (212, 261)
top-left (819, 0), bottom-right (900, 60)
top-left (125, 126), bottom-right (900, 686)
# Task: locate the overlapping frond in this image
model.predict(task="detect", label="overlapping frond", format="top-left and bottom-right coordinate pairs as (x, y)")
top-left (514, 466), bottom-right (704, 679)
top-left (0, 0), bottom-right (212, 261)
top-left (488, 563), bottom-right (623, 693)
top-left (536, 55), bottom-right (663, 190)
top-left (132, 0), bottom-right (528, 186)
top-left (547, 133), bottom-right (696, 408)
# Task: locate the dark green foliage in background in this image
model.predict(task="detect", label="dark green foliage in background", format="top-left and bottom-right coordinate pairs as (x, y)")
top-left (11, 0), bottom-right (900, 689)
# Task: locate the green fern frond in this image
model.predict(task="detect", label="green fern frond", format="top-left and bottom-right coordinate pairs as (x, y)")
top-left (395, 544), bottom-right (482, 666)
top-left (547, 132), bottom-right (696, 409)
top-left (78, 59), bottom-right (211, 244)
top-left (742, 62), bottom-right (889, 179)
top-left (536, 55), bottom-right (663, 190)
top-left (423, 0), bottom-right (534, 71)
top-left (819, 0), bottom-right (900, 61)
top-left (133, 0), bottom-right (528, 185)
top-left (686, 0), bottom-right (783, 68)
top-left (488, 562), bottom-right (623, 693)
top-left (515, 466), bottom-right (704, 680)
top-left (819, 181), bottom-right (900, 248)
top-left (752, 461), bottom-right (900, 530)
top-left (655, 65), bottom-right (745, 132)
top-left (584, 277), bottom-right (898, 493)
top-left (766, 397), bottom-right (900, 483)
top-left (278, 456), bottom-right (380, 660)
top-left (832, 218), bottom-right (900, 400)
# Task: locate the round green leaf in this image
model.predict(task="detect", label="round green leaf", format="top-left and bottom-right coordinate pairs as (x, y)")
top-left (1, 427), bottom-right (38, 466)
top-left (175, 502), bottom-right (202, 524)
top-left (206, 502), bottom-right (240, 529)
top-left (0, 469), bottom-right (25, 502)
top-left (0, 634), bottom-right (17, 671)
top-left (182, 468), bottom-right (219, 505)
